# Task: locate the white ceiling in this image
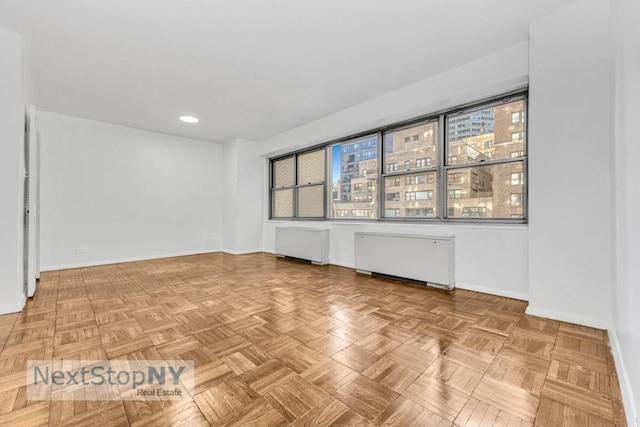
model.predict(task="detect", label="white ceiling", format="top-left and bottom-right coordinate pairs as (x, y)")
top-left (0, 0), bottom-right (579, 143)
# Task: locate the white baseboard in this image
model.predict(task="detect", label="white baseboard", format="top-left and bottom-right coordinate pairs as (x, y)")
top-left (525, 305), bottom-right (612, 330)
top-left (0, 293), bottom-right (26, 315)
top-left (607, 327), bottom-right (638, 427)
top-left (41, 249), bottom-right (222, 272)
top-left (456, 281), bottom-right (529, 301)
top-left (329, 260), bottom-right (355, 269)
top-left (222, 249), bottom-right (264, 255)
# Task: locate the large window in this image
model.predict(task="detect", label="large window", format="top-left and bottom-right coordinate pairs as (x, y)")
top-left (445, 97), bottom-right (526, 220)
top-left (270, 92), bottom-right (527, 223)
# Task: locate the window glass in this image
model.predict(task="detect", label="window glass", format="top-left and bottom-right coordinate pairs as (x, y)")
top-left (446, 163), bottom-right (524, 219)
top-left (273, 157), bottom-right (295, 188)
top-left (298, 185), bottom-right (324, 217)
top-left (447, 99), bottom-right (525, 164)
top-left (297, 150), bottom-right (325, 185)
top-left (329, 135), bottom-right (379, 219)
top-left (384, 172), bottom-right (438, 218)
top-left (384, 122), bottom-right (438, 169)
top-left (272, 189), bottom-right (294, 218)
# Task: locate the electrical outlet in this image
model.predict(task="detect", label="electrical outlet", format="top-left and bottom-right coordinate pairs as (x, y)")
top-left (75, 248), bottom-right (87, 254)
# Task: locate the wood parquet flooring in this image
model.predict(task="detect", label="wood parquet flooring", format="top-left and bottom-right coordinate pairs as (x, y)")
top-left (0, 252), bottom-right (627, 426)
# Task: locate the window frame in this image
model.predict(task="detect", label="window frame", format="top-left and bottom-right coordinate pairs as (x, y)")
top-left (269, 148), bottom-right (327, 219)
top-left (269, 90), bottom-right (528, 224)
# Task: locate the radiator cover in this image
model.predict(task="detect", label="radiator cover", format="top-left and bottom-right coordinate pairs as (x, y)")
top-left (354, 232), bottom-right (455, 289)
top-left (275, 227), bottom-right (330, 265)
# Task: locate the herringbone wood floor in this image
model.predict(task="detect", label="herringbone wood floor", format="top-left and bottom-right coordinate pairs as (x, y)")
top-left (0, 253), bottom-right (626, 426)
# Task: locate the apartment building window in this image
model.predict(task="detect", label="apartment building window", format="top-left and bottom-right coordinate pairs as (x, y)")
top-left (406, 175), bottom-right (428, 185)
top-left (405, 190), bottom-right (433, 201)
top-left (511, 193), bottom-right (522, 207)
top-left (462, 207), bottom-right (487, 218)
top-left (270, 92), bottom-right (527, 223)
top-left (351, 209), bottom-right (372, 217)
top-left (354, 195), bottom-right (372, 202)
top-left (406, 208), bottom-right (434, 217)
top-left (415, 157), bottom-right (431, 168)
top-left (511, 172), bottom-right (523, 185)
top-left (448, 189), bottom-right (462, 199)
top-left (448, 173), bottom-right (462, 184)
top-left (385, 208), bottom-right (400, 217)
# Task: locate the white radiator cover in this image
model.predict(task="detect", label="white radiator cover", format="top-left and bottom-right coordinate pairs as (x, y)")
top-left (354, 232), bottom-right (455, 289)
top-left (275, 227), bottom-right (330, 265)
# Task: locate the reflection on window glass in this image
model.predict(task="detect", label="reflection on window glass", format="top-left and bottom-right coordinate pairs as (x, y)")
top-left (447, 99), bottom-right (525, 165)
top-left (329, 135), bottom-right (379, 219)
top-left (385, 122), bottom-right (438, 169)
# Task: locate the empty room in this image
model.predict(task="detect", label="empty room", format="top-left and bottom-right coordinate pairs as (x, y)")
top-left (0, 0), bottom-right (638, 426)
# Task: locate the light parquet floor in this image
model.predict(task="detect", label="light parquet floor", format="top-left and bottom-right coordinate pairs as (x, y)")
top-left (0, 253), bottom-right (627, 426)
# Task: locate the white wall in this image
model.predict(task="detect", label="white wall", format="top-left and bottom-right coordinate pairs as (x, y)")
top-left (612, 0), bottom-right (640, 424)
top-left (222, 138), bottom-right (263, 254)
top-left (264, 221), bottom-right (528, 300)
top-left (257, 42), bottom-right (531, 300)
top-left (39, 112), bottom-right (224, 270)
top-left (0, 28), bottom-right (26, 314)
top-left (526, 0), bottom-right (613, 328)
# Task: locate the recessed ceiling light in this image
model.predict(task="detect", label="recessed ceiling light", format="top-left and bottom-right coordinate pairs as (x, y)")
top-left (179, 115), bottom-right (199, 123)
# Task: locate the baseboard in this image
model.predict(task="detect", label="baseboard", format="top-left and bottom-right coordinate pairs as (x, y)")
top-left (607, 327), bottom-right (638, 427)
top-left (0, 293), bottom-right (26, 315)
top-left (456, 281), bottom-right (529, 301)
top-left (525, 305), bottom-right (612, 330)
top-left (41, 249), bottom-right (222, 272)
top-left (329, 260), bottom-right (355, 269)
top-left (222, 249), bottom-right (264, 255)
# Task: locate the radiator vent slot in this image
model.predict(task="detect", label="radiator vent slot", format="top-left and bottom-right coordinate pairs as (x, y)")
top-left (354, 232), bottom-right (455, 290)
top-left (275, 227), bottom-right (330, 265)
